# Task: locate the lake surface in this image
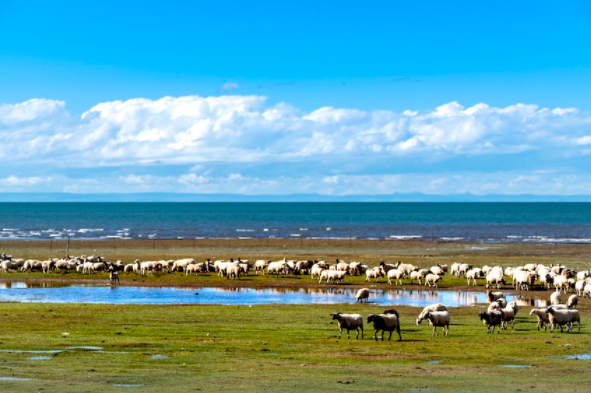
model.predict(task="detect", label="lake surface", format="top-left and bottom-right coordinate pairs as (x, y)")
top-left (0, 282), bottom-right (545, 306)
top-left (1, 202), bottom-right (591, 243)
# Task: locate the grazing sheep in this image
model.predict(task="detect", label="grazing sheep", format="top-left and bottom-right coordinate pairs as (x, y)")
top-left (387, 269), bottom-right (404, 285)
top-left (325, 270), bottom-right (347, 284)
top-left (254, 260), bottom-right (270, 275)
top-left (379, 261), bottom-right (398, 273)
top-left (486, 272), bottom-right (505, 289)
top-left (553, 275), bottom-right (569, 293)
top-left (423, 310), bottom-right (450, 336)
top-left (513, 271), bottom-right (537, 291)
top-left (424, 274), bottom-right (441, 288)
top-left (366, 267), bottom-right (384, 283)
top-left (109, 270), bottom-right (120, 285)
top-left (398, 263), bottom-right (417, 276)
top-left (409, 270), bottom-right (423, 285)
top-left (479, 310), bottom-right (503, 333)
top-left (567, 295), bottom-right (578, 309)
top-left (546, 306), bottom-right (573, 333)
top-left (584, 284), bottom-right (591, 299)
top-left (331, 312), bottom-right (364, 339)
top-left (466, 268), bottom-right (482, 286)
top-left (416, 304), bottom-right (448, 326)
top-left (487, 298), bottom-right (507, 312)
top-left (500, 307), bottom-right (515, 330)
top-left (485, 291), bottom-right (505, 303)
top-left (458, 263), bottom-right (472, 277)
top-left (530, 308), bottom-right (549, 331)
top-left (575, 280), bottom-right (586, 296)
top-left (550, 292), bottom-right (562, 305)
top-left (451, 262), bottom-right (461, 277)
top-left (367, 310), bottom-right (401, 341)
top-left (430, 265), bottom-right (445, 276)
top-left (569, 309), bottom-right (581, 331)
top-left (356, 288), bottom-right (370, 303)
top-left (348, 262), bottom-right (362, 276)
top-left (226, 264), bottom-right (241, 280)
top-left (310, 264), bottom-right (325, 280)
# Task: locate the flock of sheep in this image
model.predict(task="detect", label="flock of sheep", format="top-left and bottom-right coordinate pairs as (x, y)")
top-left (337, 287), bottom-right (582, 340)
top-left (0, 253), bottom-right (586, 336)
top-left (2, 254), bottom-right (591, 296)
top-left (333, 301), bottom-right (450, 340)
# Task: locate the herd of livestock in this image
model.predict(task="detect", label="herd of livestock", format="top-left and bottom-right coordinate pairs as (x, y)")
top-left (340, 288), bottom-right (581, 340)
top-left (1, 253), bottom-right (590, 294)
top-left (0, 253), bottom-right (586, 337)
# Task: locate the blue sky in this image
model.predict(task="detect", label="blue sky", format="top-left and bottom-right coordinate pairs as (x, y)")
top-left (1, 1), bottom-right (591, 196)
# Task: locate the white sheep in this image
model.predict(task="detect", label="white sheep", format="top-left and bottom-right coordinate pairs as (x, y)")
top-left (366, 267), bottom-right (384, 283)
top-left (326, 270), bottom-right (346, 284)
top-left (423, 310), bottom-right (450, 336)
top-left (567, 295), bottom-right (578, 309)
top-left (550, 292), bottom-right (562, 305)
top-left (331, 312), bottom-right (364, 339)
top-left (530, 308), bottom-right (549, 331)
top-left (387, 269), bottom-right (404, 285)
top-left (355, 288), bottom-right (370, 303)
top-left (546, 306), bottom-right (572, 333)
top-left (416, 304), bottom-right (448, 325)
top-left (424, 274), bottom-right (441, 288)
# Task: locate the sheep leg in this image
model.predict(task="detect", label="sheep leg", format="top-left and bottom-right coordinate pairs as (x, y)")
top-left (338, 328), bottom-right (342, 339)
top-left (388, 331), bottom-right (393, 341)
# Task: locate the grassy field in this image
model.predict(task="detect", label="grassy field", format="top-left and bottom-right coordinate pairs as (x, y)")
top-left (1, 239), bottom-right (590, 392)
top-left (0, 303), bottom-right (589, 392)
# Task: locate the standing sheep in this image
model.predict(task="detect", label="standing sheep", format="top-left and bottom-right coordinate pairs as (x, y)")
top-left (546, 306), bottom-right (572, 333)
top-left (356, 288), bottom-right (370, 303)
top-left (423, 310), bottom-right (450, 337)
top-left (550, 292), bottom-right (562, 305)
top-left (367, 310), bottom-right (401, 341)
top-left (567, 295), bottom-right (578, 309)
top-left (416, 304), bottom-right (448, 326)
top-left (479, 310), bottom-right (503, 334)
top-left (530, 308), bottom-right (549, 331)
top-left (331, 312), bottom-right (364, 339)
top-left (424, 274), bottom-right (442, 288)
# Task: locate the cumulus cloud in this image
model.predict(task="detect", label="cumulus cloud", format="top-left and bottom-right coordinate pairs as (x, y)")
top-left (2, 95), bottom-right (591, 195)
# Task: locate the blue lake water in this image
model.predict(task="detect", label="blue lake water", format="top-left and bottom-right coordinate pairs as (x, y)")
top-left (1, 202), bottom-right (590, 242)
top-left (0, 283), bottom-right (542, 306)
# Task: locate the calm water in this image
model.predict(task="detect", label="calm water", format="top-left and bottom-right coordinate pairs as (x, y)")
top-left (1, 202), bottom-right (591, 242)
top-left (0, 283), bottom-right (545, 306)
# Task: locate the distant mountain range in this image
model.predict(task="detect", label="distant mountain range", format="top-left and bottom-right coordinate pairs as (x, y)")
top-left (1, 193), bottom-right (591, 202)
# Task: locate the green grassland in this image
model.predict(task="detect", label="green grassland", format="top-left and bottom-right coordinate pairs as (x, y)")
top-left (0, 303), bottom-right (589, 392)
top-left (0, 239), bottom-right (590, 392)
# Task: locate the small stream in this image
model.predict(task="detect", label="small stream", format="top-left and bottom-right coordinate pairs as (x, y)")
top-left (0, 282), bottom-right (548, 307)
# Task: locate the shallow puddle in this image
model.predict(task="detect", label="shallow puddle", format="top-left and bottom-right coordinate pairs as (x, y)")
top-left (66, 346), bottom-right (103, 350)
top-left (0, 349), bottom-right (63, 354)
top-left (0, 377), bottom-right (36, 381)
top-left (425, 360), bottom-right (442, 364)
top-left (565, 354), bottom-right (591, 360)
top-left (28, 356), bottom-right (51, 360)
top-left (150, 354), bottom-right (168, 359)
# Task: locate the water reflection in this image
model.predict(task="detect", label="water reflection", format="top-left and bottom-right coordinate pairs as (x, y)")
top-left (0, 282), bottom-right (550, 307)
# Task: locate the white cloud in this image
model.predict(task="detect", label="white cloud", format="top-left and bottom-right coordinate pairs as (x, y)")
top-left (2, 95), bottom-right (591, 195)
top-left (218, 82), bottom-right (240, 93)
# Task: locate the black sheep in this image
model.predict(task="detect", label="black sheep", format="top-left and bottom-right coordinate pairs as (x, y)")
top-left (367, 309), bottom-right (401, 341)
top-left (479, 310), bottom-right (503, 333)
